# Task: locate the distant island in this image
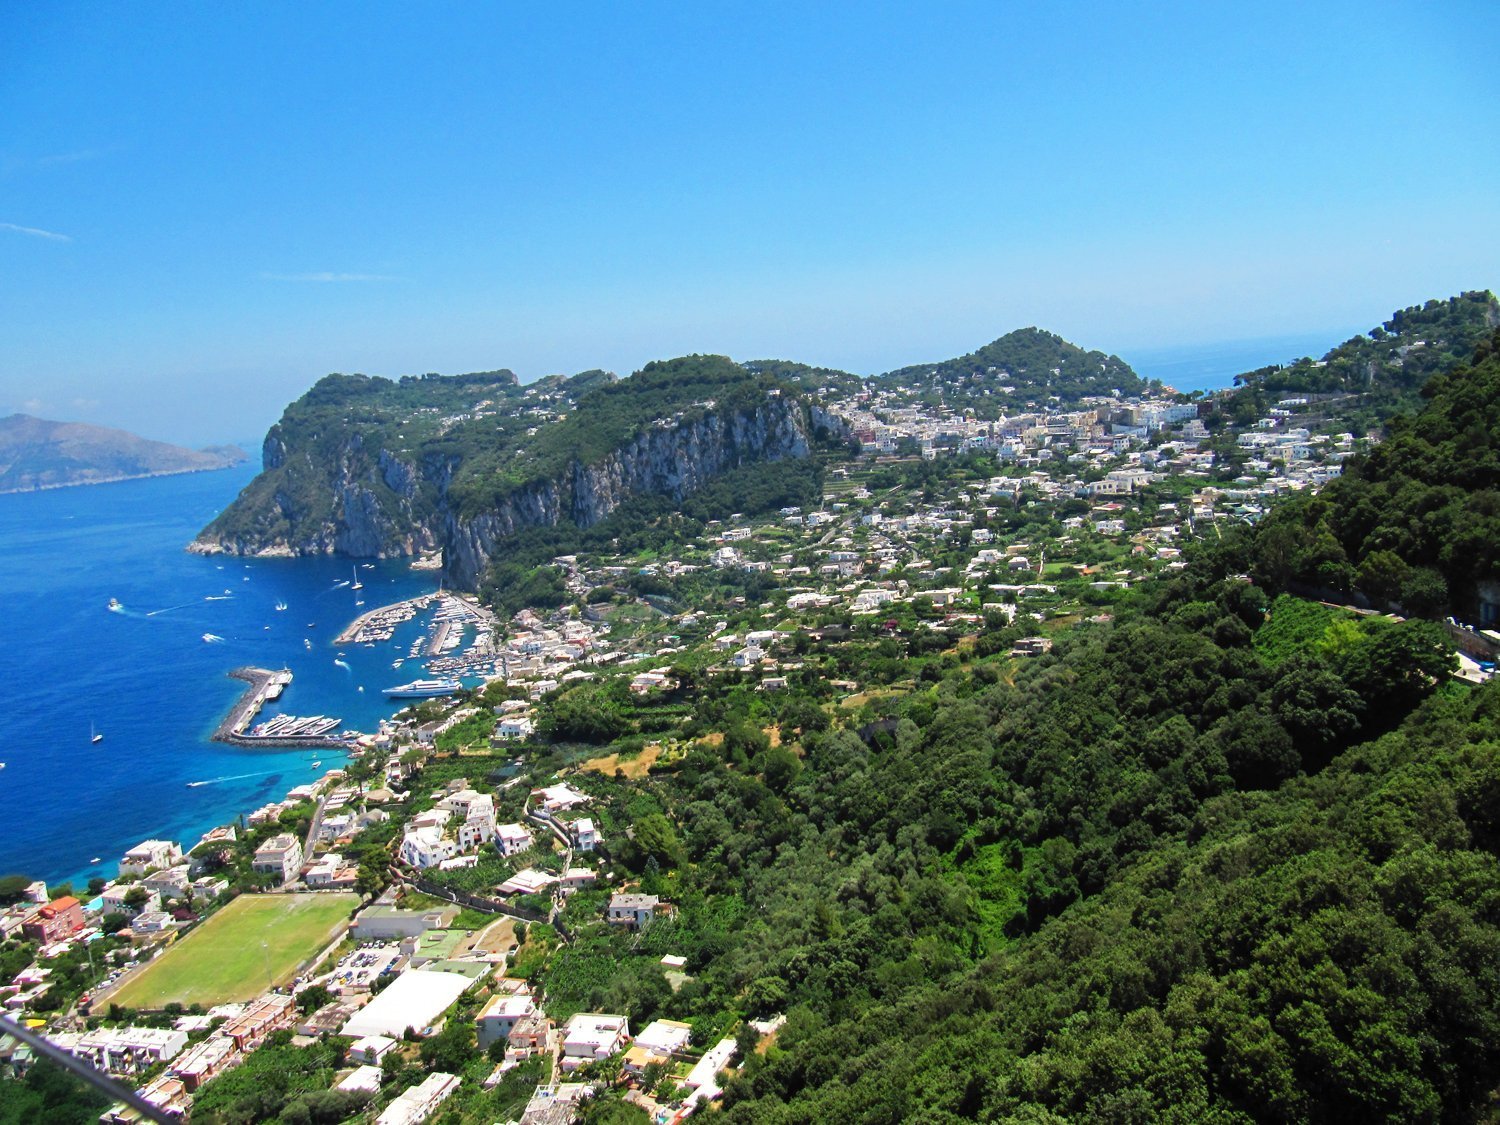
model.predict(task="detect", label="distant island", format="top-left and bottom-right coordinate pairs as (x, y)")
top-left (0, 414), bottom-right (246, 494)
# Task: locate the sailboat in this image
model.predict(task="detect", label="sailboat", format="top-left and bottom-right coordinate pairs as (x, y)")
top-left (90, 721), bottom-right (103, 745)
top-left (351, 566), bottom-right (364, 592)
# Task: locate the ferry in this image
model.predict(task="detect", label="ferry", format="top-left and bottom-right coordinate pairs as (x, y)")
top-left (383, 678), bottom-right (462, 699)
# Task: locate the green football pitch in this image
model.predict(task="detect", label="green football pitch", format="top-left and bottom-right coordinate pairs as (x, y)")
top-left (108, 893), bottom-right (359, 1009)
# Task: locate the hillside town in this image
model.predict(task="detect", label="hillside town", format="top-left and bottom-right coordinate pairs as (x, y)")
top-left (4, 362), bottom-right (1496, 1124)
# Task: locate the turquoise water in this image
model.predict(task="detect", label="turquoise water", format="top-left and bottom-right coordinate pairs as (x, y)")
top-left (0, 463), bottom-right (444, 887)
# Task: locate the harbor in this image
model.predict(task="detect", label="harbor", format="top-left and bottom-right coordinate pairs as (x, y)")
top-left (334, 592), bottom-right (439, 645)
top-left (212, 667), bottom-right (351, 749)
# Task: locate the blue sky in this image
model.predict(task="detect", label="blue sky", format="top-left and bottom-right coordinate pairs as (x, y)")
top-left (2, 2), bottom-right (1497, 444)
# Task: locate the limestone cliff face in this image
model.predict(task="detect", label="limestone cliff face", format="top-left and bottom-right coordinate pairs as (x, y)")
top-left (192, 394), bottom-right (823, 590)
top-left (442, 398), bottom-right (816, 587)
top-left (191, 423), bottom-right (439, 559)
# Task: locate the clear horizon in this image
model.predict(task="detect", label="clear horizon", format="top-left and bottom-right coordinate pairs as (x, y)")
top-left (3, 2), bottom-right (1496, 445)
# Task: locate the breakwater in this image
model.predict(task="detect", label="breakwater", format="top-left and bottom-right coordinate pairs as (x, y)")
top-left (213, 667), bottom-right (350, 749)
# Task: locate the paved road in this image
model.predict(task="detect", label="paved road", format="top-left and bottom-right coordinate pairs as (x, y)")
top-left (303, 794), bottom-right (328, 856)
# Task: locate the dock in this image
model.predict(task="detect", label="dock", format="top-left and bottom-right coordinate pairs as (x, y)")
top-left (335, 593), bottom-right (438, 645)
top-left (425, 618), bottom-right (453, 656)
top-left (213, 667), bottom-right (350, 749)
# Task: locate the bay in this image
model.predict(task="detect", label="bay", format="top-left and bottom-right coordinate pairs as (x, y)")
top-left (0, 462), bottom-right (443, 888)
top-left (1121, 327), bottom-right (1360, 394)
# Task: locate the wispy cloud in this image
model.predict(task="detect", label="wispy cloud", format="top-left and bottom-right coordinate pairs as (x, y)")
top-left (0, 221), bottom-right (72, 242)
top-left (260, 271), bottom-right (397, 283)
top-left (1, 145), bottom-right (119, 180)
top-left (37, 147), bottom-right (113, 168)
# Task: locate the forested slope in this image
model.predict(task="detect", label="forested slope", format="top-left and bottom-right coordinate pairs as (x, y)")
top-left (678, 573), bottom-right (1490, 1123)
top-left (670, 339), bottom-right (1500, 1121)
top-left (1231, 326), bottom-right (1500, 621)
top-left (1221, 290), bottom-right (1498, 431)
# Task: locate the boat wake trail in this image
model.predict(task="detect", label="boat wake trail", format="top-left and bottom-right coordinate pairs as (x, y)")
top-left (145, 601), bottom-right (199, 617)
top-left (186, 770), bottom-right (275, 788)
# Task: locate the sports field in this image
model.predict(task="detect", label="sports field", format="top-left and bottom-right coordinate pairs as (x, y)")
top-left (109, 892), bottom-right (359, 1008)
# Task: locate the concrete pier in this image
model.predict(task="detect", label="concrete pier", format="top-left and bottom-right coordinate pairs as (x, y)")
top-left (213, 667), bottom-right (348, 749)
top-left (335, 593), bottom-right (435, 645)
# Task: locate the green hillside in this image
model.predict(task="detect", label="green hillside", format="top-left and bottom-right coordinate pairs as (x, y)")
top-left (876, 326), bottom-right (1146, 411)
top-left (1222, 290), bottom-right (1499, 430)
top-left (1234, 325), bottom-right (1500, 621)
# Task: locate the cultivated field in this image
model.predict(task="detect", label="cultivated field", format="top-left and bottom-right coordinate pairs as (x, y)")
top-left (109, 892), bottom-right (359, 1008)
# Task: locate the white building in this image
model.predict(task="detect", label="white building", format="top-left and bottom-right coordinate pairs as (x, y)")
top-left (118, 840), bottom-right (182, 877)
top-left (400, 826), bottom-right (457, 870)
top-left (533, 783), bottom-right (590, 811)
top-left (304, 852), bottom-right (358, 889)
top-left (572, 818), bottom-right (600, 853)
top-left (494, 715), bottom-right (535, 741)
top-left (560, 1013), bottom-right (630, 1070)
top-left (142, 866), bottom-right (191, 902)
top-left (375, 1071), bottom-right (461, 1125)
top-left (607, 893), bottom-right (659, 930)
top-left (475, 991), bottom-right (537, 1048)
top-left (349, 1035), bottom-right (400, 1065)
top-left (436, 789), bottom-right (486, 819)
top-left (456, 795), bottom-right (496, 853)
top-left (251, 835), bottom-right (304, 886)
top-left (56, 1026), bottom-right (187, 1076)
top-left (497, 869), bottom-right (558, 896)
top-left (342, 969), bottom-right (477, 1040)
top-left (494, 823), bottom-right (533, 858)
top-left (624, 1018), bottom-right (694, 1075)
top-left (338, 1065), bottom-right (385, 1095)
top-left (100, 885), bottom-right (160, 918)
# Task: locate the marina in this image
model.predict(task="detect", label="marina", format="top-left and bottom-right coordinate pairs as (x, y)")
top-left (333, 592), bottom-right (438, 645)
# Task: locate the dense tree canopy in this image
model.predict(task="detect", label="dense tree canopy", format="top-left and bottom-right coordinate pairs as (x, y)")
top-left (1232, 326), bottom-right (1500, 619)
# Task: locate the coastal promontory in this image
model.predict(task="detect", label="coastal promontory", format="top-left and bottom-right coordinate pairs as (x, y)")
top-left (0, 414), bottom-right (246, 494)
top-left (190, 356), bottom-right (850, 589)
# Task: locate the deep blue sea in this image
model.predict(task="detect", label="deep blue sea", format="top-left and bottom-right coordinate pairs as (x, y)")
top-left (0, 462), bottom-right (444, 888)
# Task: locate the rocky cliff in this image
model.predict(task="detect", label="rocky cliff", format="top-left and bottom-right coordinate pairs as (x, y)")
top-left (191, 358), bottom-right (830, 590)
top-left (441, 397), bottom-right (816, 587)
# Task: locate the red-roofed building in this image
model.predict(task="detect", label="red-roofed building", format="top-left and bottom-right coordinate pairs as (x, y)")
top-left (22, 896), bottom-right (84, 943)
